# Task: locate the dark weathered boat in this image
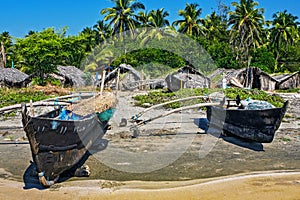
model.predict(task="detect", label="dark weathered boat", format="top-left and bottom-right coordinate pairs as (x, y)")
top-left (206, 101), bottom-right (289, 143)
top-left (21, 103), bottom-right (113, 187)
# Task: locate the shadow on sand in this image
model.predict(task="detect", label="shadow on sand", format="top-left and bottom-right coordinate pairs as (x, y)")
top-left (23, 139), bottom-right (109, 190)
top-left (194, 118), bottom-right (264, 152)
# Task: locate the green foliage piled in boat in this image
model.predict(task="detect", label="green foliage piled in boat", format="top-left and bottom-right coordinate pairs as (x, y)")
top-left (133, 88), bottom-right (285, 109)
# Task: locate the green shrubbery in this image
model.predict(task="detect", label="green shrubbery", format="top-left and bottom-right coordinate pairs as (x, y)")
top-left (133, 88), bottom-right (285, 109)
top-left (0, 88), bottom-right (52, 108)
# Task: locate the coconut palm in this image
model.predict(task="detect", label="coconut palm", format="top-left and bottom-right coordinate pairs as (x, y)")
top-left (269, 10), bottom-right (299, 70)
top-left (228, 0), bottom-right (265, 67)
top-left (0, 32), bottom-right (13, 68)
top-left (100, 0), bottom-right (145, 37)
top-left (137, 9), bottom-right (173, 45)
top-left (93, 20), bottom-right (112, 44)
top-left (80, 27), bottom-right (97, 51)
top-left (136, 11), bottom-right (150, 27)
top-left (202, 11), bottom-right (228, 41)
top-left (148, 8), bottom-right (170, 28)
top-left (172, 3), bottom-right (205, 37)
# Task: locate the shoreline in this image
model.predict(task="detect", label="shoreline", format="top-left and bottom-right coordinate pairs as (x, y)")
top-left (1, 170), bottom-right (300, 199)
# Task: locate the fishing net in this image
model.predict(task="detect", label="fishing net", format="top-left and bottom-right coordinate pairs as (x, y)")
top-left (72, 92), bottom-right (117, 116)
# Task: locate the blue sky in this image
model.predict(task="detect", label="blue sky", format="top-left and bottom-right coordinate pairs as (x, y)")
top-left (1, 0), bottom-right (299, 38)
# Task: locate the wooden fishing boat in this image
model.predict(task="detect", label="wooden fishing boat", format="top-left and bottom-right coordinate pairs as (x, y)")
top-left (206, 101), bottom-right (289, 143)
top-left (21, 93), bottom-right (116, 187)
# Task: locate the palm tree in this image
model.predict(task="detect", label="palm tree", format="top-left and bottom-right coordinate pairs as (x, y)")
top-left (137, 9), bottom-right (173, 45)
top-left (269, 10), bottom-right (299, 71)
top-left (80, 27), bottom-right (97, 51)
top-left (148, 8), bottom-right (170, 28)
top-left (0, 32), bottom-right (13, 68)
top-left (136, 11), bottom-right (150, 27)
top-left (202, 11), bottom-right (228, 41)
top-left (93, 20), bottom-right (112, 44)
top-left (228, 0), bottom-right (265, 68)
top-left (100, 0), bottom-right (145, 37)
top-left (172, 3), bottom-right (205, 37)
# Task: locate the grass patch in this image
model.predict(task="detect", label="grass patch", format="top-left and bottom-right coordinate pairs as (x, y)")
top-left (279, 137), bottom-right (291, 142)
top-left (0, 88), bottom-right (54, 109)
top-left (284, 114), bottom-right (294, 118)
top-left (276, 88), bottom-right (300, 93)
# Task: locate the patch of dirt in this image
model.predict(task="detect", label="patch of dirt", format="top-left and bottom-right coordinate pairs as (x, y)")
top-left (30, 83), bottom-right (71, 95)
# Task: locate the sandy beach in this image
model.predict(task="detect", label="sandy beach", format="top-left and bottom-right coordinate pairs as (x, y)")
top-left (0, 91), bottom-right (299, 199)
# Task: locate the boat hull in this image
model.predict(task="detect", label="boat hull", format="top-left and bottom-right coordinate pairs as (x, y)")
top-left (22, 105), bottom-right (109, 185)
top-left (206, 101), bottom-right (288, 143)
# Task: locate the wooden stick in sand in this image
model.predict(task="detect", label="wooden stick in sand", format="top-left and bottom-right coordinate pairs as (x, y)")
top-left (100, 70), bottom-right (106, 96)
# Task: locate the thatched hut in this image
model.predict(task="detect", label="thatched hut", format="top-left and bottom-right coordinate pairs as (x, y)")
top-left (0, 68), bottom-right (30, 87)
top-left (211, 67), bottom-right (277, 91)
top-left (273, 71), bottom-right (300, 90)
top-left (55, 66), bottom-right (94, 87)
top-left (165, 66), bottom-right (210, 92)
top-left (235, 67), bottom-right (278, 91)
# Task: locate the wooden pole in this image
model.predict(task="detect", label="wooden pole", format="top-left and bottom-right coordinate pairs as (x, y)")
top-left (0, 102), bottom-right (70, 114)
top-left (30, 100), bottom-right (34, 116)
top-left (116, 68), bottom-right (120, 91)
top-left (100, 70), bottom-right (106, 96)
top-left (135, 102), bottom-right (220, 127)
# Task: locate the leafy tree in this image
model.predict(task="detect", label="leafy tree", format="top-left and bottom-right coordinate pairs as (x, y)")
top-left (15, 28), bottom-right (89, 84)
top-left (251, 47), bottom-right (275, 73)
top-left (60, 35), bottom-right (88, 67)
top-left (80, 27), bottom-right (97, 51)
top-left (278, 41), bottom-right (300, 72)
top-left (207, 40), bottom-right (239, 69)
top-left (111, 48), bottom-right (186, 72)
top-left (15, 28), bottom-right (63, 79)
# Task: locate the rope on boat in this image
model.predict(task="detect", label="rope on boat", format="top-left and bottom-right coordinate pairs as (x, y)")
top-left (0, 142), bottom-right (29, 145)
top-left (38, 172), bottom-right (59, 187)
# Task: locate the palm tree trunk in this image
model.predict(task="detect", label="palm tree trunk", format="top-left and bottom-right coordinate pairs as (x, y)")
top-left (0, 42), bottom-right (6, 68)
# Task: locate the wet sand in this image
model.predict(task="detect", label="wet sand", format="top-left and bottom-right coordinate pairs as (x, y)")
top-left (1, 171), bottom-right (300, 200)
top-left (0, 91), bottom-right (299, 199)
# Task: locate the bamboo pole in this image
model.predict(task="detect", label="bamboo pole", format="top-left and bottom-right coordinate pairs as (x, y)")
top-left (135, 95), bottom-right (209, 118)
top-left (100, 70), bottom-right (106, 96)
top-left (116, 68), bottom-right (120, 91)
top-left (134, 102), bottom-right (220, 127)
top-left (0, 102), bottom-right (70, 113)
top-left (30, 100), bottom-right (34, 116)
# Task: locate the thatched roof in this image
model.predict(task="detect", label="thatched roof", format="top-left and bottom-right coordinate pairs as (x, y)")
top-left (55, 66), bottom-right (94, 87)
top-left (273, 71), bottom-right (300, 90)
top-left (0, 68), bottom-right (30, 87)
top-left (209, 67), bottom-right (279, 91)
top-left (104, 64), bottom-right (141, 85)
top-left (165, 65), bottom-right (210, 92)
